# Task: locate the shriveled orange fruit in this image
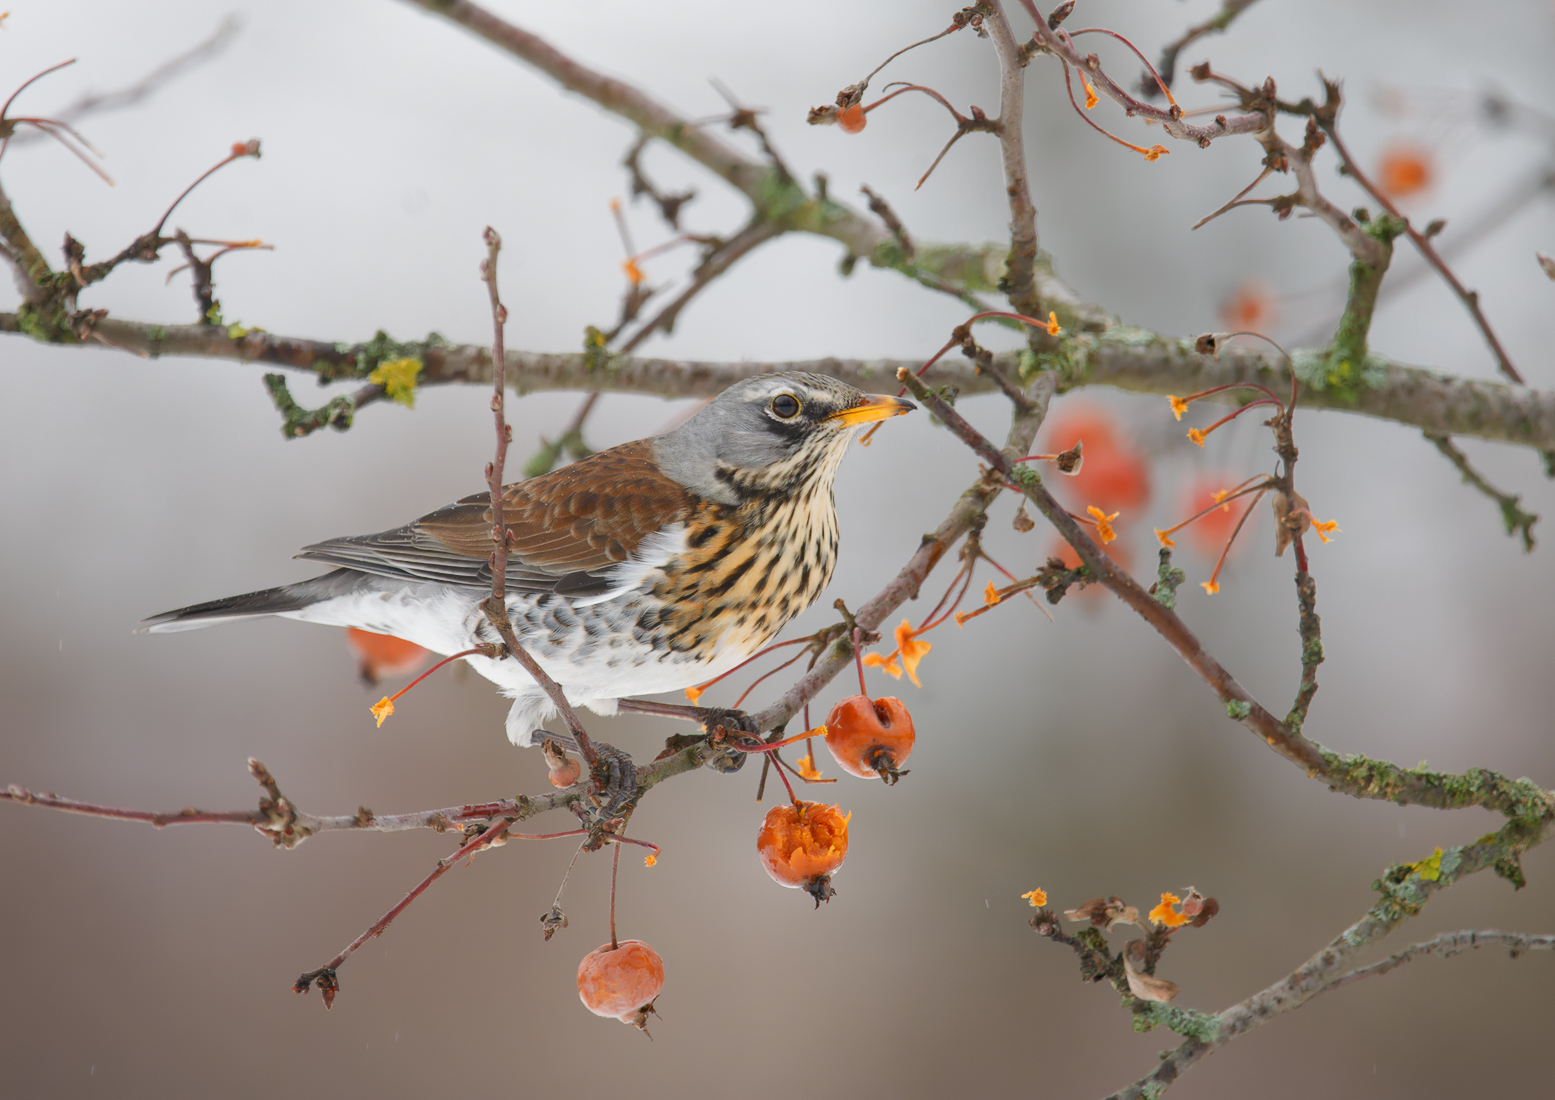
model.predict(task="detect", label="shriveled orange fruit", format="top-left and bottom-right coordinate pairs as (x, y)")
top-left (825, 695), bottom-right (914, 784)
top-left (345, 627), bottom-right (429, 685)
top-left (1218, 280), bottom-right (1278, 333)
top-left (757, 800), bottom-right (850, 906)
top-left (838, 104), bottom-right (867, 133)
top-left (577, 940), bottom-right (664, 1031)
top-left (1378, 144), bottom-right (1433, 197)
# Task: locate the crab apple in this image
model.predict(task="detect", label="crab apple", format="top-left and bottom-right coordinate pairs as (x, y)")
top-left (838, 104), bottom-right (867, 133)
top-left (345, 627), bottom-right (430, 685)
top-left (825, 695), bottom-right (914, 784)
top-left (542, 739), bottom-right (582, 788)
top-left (757, 800), bottom-right (850, 906)
top-left (577, 940), bottom-right (664, 1031)
top-left (1378, 143), bottom-right (1433, 197)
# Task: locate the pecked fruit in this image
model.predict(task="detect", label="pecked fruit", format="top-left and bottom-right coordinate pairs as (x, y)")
top-left (577, 940), bottom-right (664, 1032)
top-left (542, 738), bottom-right (583, 788)
top-left (825, 695), bottom-right (914, 784)
top-left (757, 800), bottom-right (850, 906)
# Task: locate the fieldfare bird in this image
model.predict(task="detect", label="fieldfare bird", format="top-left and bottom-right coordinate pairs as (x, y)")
top-left (142, 372), bottom-right (913, 746)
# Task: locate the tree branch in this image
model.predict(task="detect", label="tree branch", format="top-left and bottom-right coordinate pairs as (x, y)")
top-left (1323, 928), bottom-right (1555, 993)
top-left (1425, 432), bottom-right (1538, 552)
top-left (1104, 817), bottom-right (1555, 1099)
top-left (984, 0), bottom-right (1041, 318)
top-left (7, 309), bottom-right (1555, 449)
top-left (896, 366), bottom-right (1555, 826)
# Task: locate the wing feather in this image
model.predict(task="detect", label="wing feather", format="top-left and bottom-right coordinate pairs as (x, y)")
top-left (296, 440), bottom-right (693, 594)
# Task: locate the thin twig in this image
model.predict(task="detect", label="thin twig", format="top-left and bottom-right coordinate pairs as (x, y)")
top-left (984, 1), bottom-right (1041, 318)
top-left (294, 819), bottom-right (513, 1007)
top-left (7, 18), bottom-right (240, 144)
top-left (1425, 432), bottom-right (1538, 551)
top-left (1151, 0), bottom-right (1261, 93)
top-left (1322, 929), bottom-right (1555, 993)
top-left (477, 228), bottom-right (599, 769)
top-left (1316, 114), bottom-right (1523, 383)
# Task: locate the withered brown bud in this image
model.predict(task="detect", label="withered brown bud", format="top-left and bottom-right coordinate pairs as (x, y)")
top-left (835, 82), bottom-right (866, 109)
top-left (1271, 490), bottom-right (1311, 557)
top-left (1055, 439), bottom-right (1084, 475)
top-left (1123, 940), bottom-right (1180, 1003)
top-left (1047, 1), bottom-right (1075, 29)
top-left (1189, 897), bottom-right (1220, 928)
top-left (807, 104), bottom-right (840, 126)
top-left (1424, 218), bottom-right (1447, 239)
top-left (1063, 895), bottom-right (1142, 932)
top-left (1195, 333), bottom-right (1220, 355)
top-left (540, 904), bottom-right (569, 942)
top-left (1013, 502), bottom-right (1036, 532)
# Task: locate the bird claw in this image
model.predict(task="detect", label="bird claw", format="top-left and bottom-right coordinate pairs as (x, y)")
top-left (572, 742), bottom-right (640, 846)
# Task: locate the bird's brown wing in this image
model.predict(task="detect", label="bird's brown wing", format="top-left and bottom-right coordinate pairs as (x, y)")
top-left (295, 440), bottom-right (695, 594)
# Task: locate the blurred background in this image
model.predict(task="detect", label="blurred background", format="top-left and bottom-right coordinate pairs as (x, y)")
top-left (3, 1), bottom-right (1554, 1096)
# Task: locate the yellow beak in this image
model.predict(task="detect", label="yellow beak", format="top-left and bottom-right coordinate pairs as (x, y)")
top-left (825, 394), bottom-right (916, 427)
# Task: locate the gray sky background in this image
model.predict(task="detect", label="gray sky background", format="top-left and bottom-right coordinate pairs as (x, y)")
top-left (2, 2), bottom-right (1554, 1097)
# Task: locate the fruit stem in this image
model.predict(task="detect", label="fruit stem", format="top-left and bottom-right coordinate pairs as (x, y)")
top-left (772, 751), bottom-right (800, 804)
top-left (609, 839), bottom-right (620, 951)
top-left (381, 646), bottom-right (484, 709)
top-left (853, 627), bottom-right (867, 695)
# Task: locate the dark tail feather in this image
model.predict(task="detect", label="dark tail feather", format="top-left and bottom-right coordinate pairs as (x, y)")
top-left (137, 569), bottom-right (366, 633)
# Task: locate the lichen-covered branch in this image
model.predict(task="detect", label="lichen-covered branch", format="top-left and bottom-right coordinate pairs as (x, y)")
top-left (1104, 817), bottom-right (1555, 1099)
top-left (984, 0), bottom-right (1041, 318)
top-left (6, 309), bottom-right (1555, 449)
top-left (897, 367), bottom-right (1555, 829)
top-left (1426, 432), bottom-right (1538, 551)
top-left (1322, 928), bottom-right (1555, 993)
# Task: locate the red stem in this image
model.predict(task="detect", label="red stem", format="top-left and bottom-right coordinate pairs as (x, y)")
top-left (733, 647), bottom-right (811, 709)
top-left (609, 839), bottom-right (621, 950)
top-left (301, 820), bottom-right (512, 985)
top-left (383, 646), bottom-right (484, 706)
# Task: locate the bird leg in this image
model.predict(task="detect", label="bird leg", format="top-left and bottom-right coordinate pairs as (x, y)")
top-left (615, 698), bottom-right (761, 735)
top-left (615, 698), bottom-right (756, 773)
top-left (569, 741), bottom-right (639, 850)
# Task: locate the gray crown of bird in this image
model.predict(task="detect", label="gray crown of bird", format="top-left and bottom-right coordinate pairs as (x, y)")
top-left (143, 371), bottom-right (914, 746)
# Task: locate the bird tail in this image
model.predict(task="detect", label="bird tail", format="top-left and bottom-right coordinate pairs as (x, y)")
top-left (137, 569), bottom-right (367, 633)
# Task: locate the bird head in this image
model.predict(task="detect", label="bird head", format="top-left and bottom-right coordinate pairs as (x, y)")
top-left (653, 371), bottom-right (914, 505)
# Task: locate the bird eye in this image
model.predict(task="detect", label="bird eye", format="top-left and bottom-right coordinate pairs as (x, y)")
top-left (770, 393), bottom-right (802, 419)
